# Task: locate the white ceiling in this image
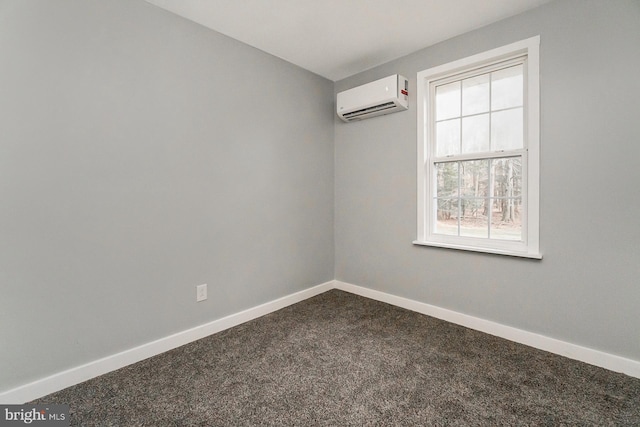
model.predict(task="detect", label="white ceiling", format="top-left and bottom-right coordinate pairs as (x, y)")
top-left (145, 0), bottom-right (551, 81)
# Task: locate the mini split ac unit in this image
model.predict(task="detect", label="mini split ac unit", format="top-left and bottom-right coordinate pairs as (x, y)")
top-left (337, 74), bottom-right (408, 122)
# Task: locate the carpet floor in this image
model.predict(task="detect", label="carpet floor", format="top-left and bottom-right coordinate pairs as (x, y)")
top-left (33, 289), bottom-right (640, 425)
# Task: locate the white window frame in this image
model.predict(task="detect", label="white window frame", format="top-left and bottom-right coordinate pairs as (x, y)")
top-left (414, 36), bottom-right (541, 259)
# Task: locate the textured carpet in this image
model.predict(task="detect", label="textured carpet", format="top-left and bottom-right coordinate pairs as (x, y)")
top-left (33, 290), bottom-right (640, 425)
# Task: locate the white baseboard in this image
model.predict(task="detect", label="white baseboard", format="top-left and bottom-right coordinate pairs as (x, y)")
top-left (4, 278), bottom-right (638, 403)
top-left (0, 280), bottom-right (335, 404)
top-left (333, 280), bottom-right (640, 379)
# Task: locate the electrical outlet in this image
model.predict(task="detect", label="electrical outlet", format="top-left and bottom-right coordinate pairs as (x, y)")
top-left (196, 284), bottom-right (207, 302)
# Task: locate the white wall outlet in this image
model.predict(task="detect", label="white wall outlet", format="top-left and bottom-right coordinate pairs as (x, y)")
top-left (196, 284), bottom-right (207, 302)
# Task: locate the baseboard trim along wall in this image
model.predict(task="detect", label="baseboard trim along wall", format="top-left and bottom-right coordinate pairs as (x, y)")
top-left (3, 279), bottom-right (639, 403)
top-left (333, 280), bottom-right (640, 380)
top-left (0, 280), bottom-right (335, 404)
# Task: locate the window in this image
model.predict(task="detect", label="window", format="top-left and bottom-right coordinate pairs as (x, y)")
top-left (415, 37), bottom-right (541, 258)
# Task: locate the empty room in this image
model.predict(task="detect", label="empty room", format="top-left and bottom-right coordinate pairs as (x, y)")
top-left (1, 0), bottom-right (639, 425)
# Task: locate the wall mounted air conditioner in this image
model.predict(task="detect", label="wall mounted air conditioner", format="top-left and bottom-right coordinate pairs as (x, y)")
top-left (337, 74), bottom-right (408, 122)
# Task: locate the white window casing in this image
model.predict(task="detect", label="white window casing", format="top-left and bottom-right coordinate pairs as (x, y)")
top-left (415, 36), bottom-right (541, 259)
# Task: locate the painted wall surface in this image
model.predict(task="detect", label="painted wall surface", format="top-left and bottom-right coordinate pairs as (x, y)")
top-left (335, 0), bottom-right (640, 361)
top-left (0, 0), bottom-right (334, 392)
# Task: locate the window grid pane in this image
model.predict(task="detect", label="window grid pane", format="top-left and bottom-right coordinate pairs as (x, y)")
top-left (435, 198), bottom-right (459, 236)
top-left (435, 81), bottom-right (461, 121)
top-left (491, 64), bottom-right (524, 110)
top-left (462, 73), bottom-right (490, 116)
top-left (460, 198), bottom-right (489, 238)
top-left (433, 156), bottom-right (522, 241)
top-left (461, 114), bottom-right (490, 154)
top-left (491, 108), bottom-right (523, 151)
top-left (436, 119), bottom-right (461, 157)
top-left (434, 63), bottom-right (524, 158)
top-left (489, 197), bottom-right (522, 240)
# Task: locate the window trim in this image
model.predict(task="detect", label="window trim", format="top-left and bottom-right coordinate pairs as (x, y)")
top-left (414, 36), bottom-right (541, 259)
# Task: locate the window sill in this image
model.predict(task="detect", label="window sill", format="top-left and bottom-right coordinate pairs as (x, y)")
top-left (412, 240), bottom-right (542, 259)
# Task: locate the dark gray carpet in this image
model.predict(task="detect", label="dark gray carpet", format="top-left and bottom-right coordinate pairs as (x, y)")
top-left (33, 290), bottom-right (640, 425)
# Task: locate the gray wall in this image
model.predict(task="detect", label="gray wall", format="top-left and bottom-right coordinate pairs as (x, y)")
top-left (0, 1), bottom-right (334, 392)
top-left (335, 0), bottom-right (640, 361)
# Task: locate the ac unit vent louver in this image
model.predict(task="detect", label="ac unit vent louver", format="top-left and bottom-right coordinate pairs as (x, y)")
top-left (342, 102), bottom-right (397, 120)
